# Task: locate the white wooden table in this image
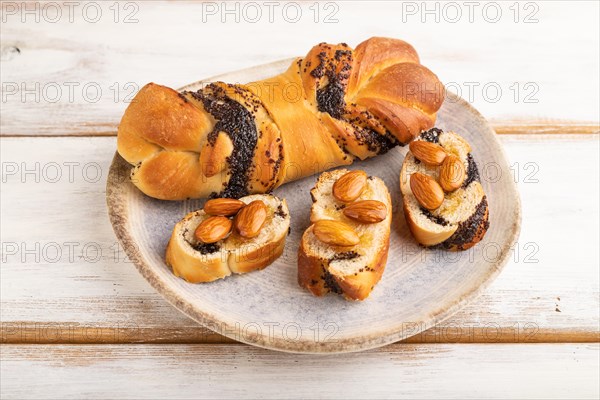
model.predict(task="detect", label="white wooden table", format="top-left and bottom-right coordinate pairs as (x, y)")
top-left (1, 1), bottom-right (599, 398)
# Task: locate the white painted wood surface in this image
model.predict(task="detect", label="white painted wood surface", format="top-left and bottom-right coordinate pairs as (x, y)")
top-left (1, 0), bottom-right (599, 398)
top-left (1, 134), bottom-right (598, 343)
top-left (2, 343), bottom-right (599, 399)
top-left (1, 1), bottom-right (599, 136)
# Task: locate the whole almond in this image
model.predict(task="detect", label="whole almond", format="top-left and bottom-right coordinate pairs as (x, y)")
top-left (194, 216), bottom-right (232, 244)
top-left (409, 141), bottom-right (447, 166)
top-left (234, 200), bottom-right (267, 238)
top-left (313, 220), bottom-right (360, 247)
top-left (204, 198), bottom-right (245, 216)
top-left (410, 172), bottom-right (444, 210)
top-left (439, 155), bottom-right (466, 192)
top-left (332, 170), bottom-right (367, 203)
top-left (343, 200), bottom-right (387, 224)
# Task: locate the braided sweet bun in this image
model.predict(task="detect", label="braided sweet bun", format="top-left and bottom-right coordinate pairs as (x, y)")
top-left (117, 37), bottom-right (443, 200)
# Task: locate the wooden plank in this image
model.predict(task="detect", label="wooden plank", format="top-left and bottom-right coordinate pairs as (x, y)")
top-left (1, 121), bottom-right (598, 138)
top-left (1, 134), bottom-right (598, 344)
top-left (1, 1), bottom-right (598, 136)
top-left (1, 343), bottom-right (598, 399)
top-left (492, 121), bottom-right (599, 135)
top-left (1, 322), bottom-right (597, 345)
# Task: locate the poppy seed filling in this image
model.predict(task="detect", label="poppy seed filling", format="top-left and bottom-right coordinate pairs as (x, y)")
top-left (186, 84), bottom-right (258, 199)
top-left (439, 196), bottom-right (489, 250)
top-left (311, 47), bottom-right (397, 156)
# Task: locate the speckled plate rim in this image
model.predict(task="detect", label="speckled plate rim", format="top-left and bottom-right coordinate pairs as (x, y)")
top-left (106, 59), bottom-right (522, 354)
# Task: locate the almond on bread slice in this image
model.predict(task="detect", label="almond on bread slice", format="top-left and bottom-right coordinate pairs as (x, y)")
top-left (298, 169), bottom-right (392, 301)
top-left (166, 194), bottom-right (290, 283)
top-left (400, 128), bottom-right (489, 250)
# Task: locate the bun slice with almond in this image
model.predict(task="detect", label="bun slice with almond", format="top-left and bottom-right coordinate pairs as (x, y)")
top-left (400, 128), bottom-right (489, 250)
top-left (298, 169), bottom-right (392, 301)
top-left (166, 194), bottom-right (290, 283)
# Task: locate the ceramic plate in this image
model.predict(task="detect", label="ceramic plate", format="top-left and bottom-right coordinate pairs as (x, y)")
top-left (107, 59), bottom-right (521, 353)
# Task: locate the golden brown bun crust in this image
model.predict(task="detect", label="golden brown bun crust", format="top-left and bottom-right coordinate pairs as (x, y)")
top-left (337, 239), bottom-right (389, 301)
top-left (118, 83), bottom-right (212, 162)
top-left (297, 232), bottom-right (389, 301)
top-left (228, 232), bottom-right (287, 274)
top-left (167, 233), bottom-right (288, 283)
top-left (118, 37), bottom-right (443, 200)
top-left (165, 237), bottom-right (230, 283)
top-left (164, 211), bottom-right (231, 283)
top-left (357, 63), bottom-right (443, 115)
top-left (403, 202), bottom-right (454, 247)
top-left (248, 63), bottom-right (351, 184)
top-left (118, 83), bottom-right (225, 200)
top-left (404, 199), bottom-right (489, 251)
top-left (348, 37), bottom-right (420, 95)
top-left (133, 151), bottom-right (221, 200)
top-left (356, 97), bottom-right (434, 144)
top-left (296, 237), bottom-right (326, 295)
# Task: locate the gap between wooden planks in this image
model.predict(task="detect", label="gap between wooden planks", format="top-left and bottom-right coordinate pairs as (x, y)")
top-left (1, 121), bottom-right (599, 137)
top-left (1, 323), bottom-right (599, 345)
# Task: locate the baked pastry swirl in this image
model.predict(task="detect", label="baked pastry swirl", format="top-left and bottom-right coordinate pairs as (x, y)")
top-left (400, 128), bottom-right (489, 250)
top-left (117, 37), bottom-right (443, 200)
